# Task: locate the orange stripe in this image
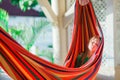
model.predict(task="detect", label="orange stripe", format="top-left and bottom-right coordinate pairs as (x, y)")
top-left (86, 6), bottom-right (96, 36)
top-left (0, 55), bottom-right (18, 80)
top-left (82, 7), bottom-right (86, 52)
top-left (84, 6), bottom-right (90, 44)
top-left (21, 54), bottom-right (52, 80)
top-left (1, 44), bottom-right (33, 80)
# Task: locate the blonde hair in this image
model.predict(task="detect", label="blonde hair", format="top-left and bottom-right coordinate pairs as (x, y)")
top-left (89, 36), bottom-right (100, 42)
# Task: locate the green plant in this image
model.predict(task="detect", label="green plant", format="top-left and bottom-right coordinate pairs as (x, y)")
top-left (10, 0), bottom-right (51, 11)
top-left (8, 19), bottom-right (50, 51)
top-left (10, 0), bottom-right (38, 11)
top-left (10, 28), bottom-right (23, 39)
top-left (0, 0), bottom-right (2, 3)
top-left (0, 8), bottom-right (9, 32)
top-left (36, 49), bottom-right (54, 63)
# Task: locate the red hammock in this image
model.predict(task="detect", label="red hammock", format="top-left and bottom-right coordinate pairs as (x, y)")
top-left (0, 0), bottom-right (104, 80)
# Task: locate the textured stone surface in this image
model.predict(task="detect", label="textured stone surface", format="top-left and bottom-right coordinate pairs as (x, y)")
top-left (114, 0), bottom-right (120, 66)
top-left (114, 0), bottom-right (120, 80)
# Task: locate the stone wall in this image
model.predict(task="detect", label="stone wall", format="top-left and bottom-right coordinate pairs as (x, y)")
top-left (114, 0), bottom-right (120, 80)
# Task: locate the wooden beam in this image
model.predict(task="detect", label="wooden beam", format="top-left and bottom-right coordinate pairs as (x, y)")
top-left (51, 0), bottom-right (68, 65)
top-left (37, 0), bottom-right (57, 22)
top-left (63, 2), bottom-right (75, 28)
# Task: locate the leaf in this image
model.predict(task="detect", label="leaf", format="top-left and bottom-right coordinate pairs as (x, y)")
top-left (10, 28), bottom-right (23, 39)
top-left (0, 8), bottom-right (9, 32)
top-left (48, 44), bottom-right (53, 48)
top-left (10, 0), bottom-right (19, 6)
top-left (19, 0), bottom-right (38, 11)
top-left (36, 50), bottom-right (54, 63)
top-left (0, 0), bottom-right (2, 3)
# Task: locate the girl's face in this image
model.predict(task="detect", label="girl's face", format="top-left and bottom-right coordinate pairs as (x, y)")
top-left (88, 37), bottom-right (100, 51)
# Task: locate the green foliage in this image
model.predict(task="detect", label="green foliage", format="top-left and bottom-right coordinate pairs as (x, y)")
top-left (9, 28), bottom-right (23, 39)
top-left (8, 19), bottom-right (50, 51)
top-left (10, 0), bottom-right (51, 14)
top-left (11, 0), bottom-right (38, 11)
top-left (0, 0), bottom-right (2, 3)
top-left (8, 19), bottom-right (53, 62)
top-left (10, 0), bottom-right (19, 6)
top-left (36, 49), bottom-right (54, 63)
top-left (39, 12), bottom-right (46, 17)
top-left (25, 20), bottom-right (50, 50)
top-left (0, 8), bottom-right (9, 32)
top-left (48, 0), bottom-right (51, 5)
top-left (19, 0), bottom-right (38, 11)
top-left (48, 44), bottom-right (53, 48)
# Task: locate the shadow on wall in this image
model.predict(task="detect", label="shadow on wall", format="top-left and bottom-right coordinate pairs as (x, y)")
top-left (97, 74), bottom-right (114, 80)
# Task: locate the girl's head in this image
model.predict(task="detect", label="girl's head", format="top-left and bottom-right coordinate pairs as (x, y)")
top-left (88, 36), bottom-right (101, 51)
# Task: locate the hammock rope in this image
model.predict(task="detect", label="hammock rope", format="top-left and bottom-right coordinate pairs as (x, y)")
top-left (0, 0), bottom-right (104, 79)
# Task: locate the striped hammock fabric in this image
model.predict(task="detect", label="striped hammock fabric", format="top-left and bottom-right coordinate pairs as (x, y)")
top-left (0, 0), bottom-right (104, 80)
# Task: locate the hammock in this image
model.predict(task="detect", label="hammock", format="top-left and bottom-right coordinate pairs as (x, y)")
top-left (0, 0), bottom-right (104, 80)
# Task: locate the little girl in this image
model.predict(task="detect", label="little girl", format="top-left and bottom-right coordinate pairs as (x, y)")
top-left (75, 36), bottom-right (101, 67)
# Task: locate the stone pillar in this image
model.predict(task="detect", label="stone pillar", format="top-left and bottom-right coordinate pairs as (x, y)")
top-left (114, 0), bottom-right (120, 80)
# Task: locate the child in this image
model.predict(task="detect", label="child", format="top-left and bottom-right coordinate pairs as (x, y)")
top-left (75, 36), bottom-right (101, 67)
